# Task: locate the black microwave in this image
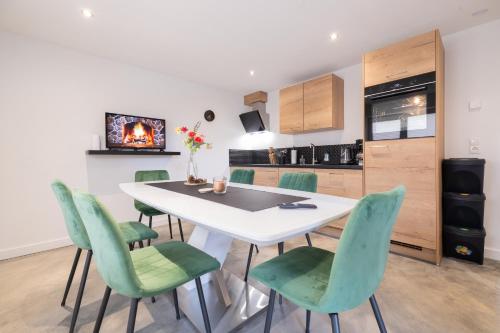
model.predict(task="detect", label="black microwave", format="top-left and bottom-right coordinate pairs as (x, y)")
top-left (365, 72), bottom-right (436, 141)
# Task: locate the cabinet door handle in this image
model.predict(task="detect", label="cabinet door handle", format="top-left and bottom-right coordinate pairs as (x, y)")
top-left (369, 145), bottom-right (388, 149)
top-left (386, 70), bottom-right (408, 78)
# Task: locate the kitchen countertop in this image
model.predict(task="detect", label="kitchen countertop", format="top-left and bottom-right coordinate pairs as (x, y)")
top-left (229, 163), bottom-right (363, 170)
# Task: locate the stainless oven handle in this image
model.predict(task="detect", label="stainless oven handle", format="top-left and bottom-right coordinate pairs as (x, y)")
top-left (365, 83), bottom-right (434, 99)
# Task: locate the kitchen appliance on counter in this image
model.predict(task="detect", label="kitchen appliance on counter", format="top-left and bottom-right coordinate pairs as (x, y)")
top-left (365, 72), bottom-right (436, 141)
top-left (340, 147), bottom-right (353, 165)
top-left (355, 139), bottom-right (363, 166)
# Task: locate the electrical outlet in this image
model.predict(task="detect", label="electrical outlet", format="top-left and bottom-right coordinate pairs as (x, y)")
top-left (469, 100), bottom-right (482, 112)
top-left (469, 138), bottom-right (480, 154)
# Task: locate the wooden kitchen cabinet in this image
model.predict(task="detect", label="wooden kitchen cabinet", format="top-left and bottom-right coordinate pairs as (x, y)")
top-left (303, 74), bottom-right (344, 131)
top-left (279, 84), bottom-right (304, 133)
top-left (364, 31), bottom-right (436, 87)
top-left (253, 168), bottom-right (279, 187)
top-left (315, 169), bottom-right (363, 199)
top-left (364, 138), bottom-right (436, 169)
top-left (278, 168), bottom-right (315, 181)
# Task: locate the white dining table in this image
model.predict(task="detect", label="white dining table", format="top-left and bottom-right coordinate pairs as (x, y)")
top-left (120, 180), bottom-right (357, 332)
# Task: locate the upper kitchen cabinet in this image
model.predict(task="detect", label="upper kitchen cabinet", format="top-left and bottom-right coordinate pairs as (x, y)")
top-left (364, 31), bottom-right (436, 87)
top-left (304, 74), bottom-right (344, 131)
top-left (279, 73), bottom-right (344, 134)
top-left (279, 83), bottom-right (304, 133)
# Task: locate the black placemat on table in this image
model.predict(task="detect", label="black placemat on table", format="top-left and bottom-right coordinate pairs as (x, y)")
top-left (146, 181), bottom-right (308, 212)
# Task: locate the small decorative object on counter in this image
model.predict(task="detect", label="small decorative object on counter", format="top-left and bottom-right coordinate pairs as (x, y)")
top-left (323, 151), bottom-right (330, 163)
top-left (213, 176), bottom-right (228, 194)
top-left (299, 155), bottom-right (306, 165)
top-left (268, 147), bottom-right (278, 165)
top-left (176, 121), bottom-right (210, 184)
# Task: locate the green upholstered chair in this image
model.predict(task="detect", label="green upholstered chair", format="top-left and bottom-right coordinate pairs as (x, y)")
top-left (229, 169), bottom-right (255, 185)
top-left (243, 172), bottom-right (318, 282)
top-left (135, 170), bottom-right (184, 245)
top-left (250, 186), bottom-right (406, 333)
top-left (51, 180), bottom-right (158, 333)
top-left (73, 191), bottom-right (220, 333)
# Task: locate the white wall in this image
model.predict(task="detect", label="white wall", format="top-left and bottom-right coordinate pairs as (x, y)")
top-left (442, 19), bottom-right (500, 260)
top-left (0, 31), bottom-right (246, 259)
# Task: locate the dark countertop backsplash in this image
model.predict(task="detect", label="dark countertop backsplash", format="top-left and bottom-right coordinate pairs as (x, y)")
top-left (229, 143), bottom-right (362, 169)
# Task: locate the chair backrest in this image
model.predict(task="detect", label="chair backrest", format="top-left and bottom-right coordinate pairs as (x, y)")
top-left (319, 186), bottom-right (405, 313)
top-left (230, 169), bottom-right (255, 185)
top-left (278, 172), bottom-right (317, 193)
top-left (134, 170), bottom-right (169, 210)
top-left (73, 191), bottom-right (142, 298)
top-left (51, 180), bottom-right (91, 250)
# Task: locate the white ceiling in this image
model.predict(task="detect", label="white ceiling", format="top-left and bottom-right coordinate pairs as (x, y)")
top-left (1, 0), bottom-right (499, 93)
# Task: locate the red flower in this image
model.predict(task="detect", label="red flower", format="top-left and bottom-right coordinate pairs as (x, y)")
top-left (181, 126), bottom-right (188, 133)
top-left (194, 136), bottom-right (204, 144)
top-left (188, 131), bottom-right (196, 138)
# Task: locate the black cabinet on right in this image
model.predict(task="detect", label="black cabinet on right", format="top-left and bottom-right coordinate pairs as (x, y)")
top-left (442, 158), bottom-right (486, 264)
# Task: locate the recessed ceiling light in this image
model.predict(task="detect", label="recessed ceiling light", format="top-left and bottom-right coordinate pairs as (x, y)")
top-left (249, 70), bottom-right (255, 76)
top-left (81, 8), bottom-right (94, 19)
top-left (329, 32), bottom-right (339, 41)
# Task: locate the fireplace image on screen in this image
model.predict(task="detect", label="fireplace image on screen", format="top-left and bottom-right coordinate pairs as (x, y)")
top-left (106, 113), bottom-right (166, 149)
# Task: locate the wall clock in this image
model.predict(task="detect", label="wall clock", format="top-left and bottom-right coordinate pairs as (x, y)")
top-left (204, 110), bottom-right (215, 122)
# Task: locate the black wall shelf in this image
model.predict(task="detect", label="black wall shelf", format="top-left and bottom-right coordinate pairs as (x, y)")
top-left (87, 150), bottom-right (181, 156)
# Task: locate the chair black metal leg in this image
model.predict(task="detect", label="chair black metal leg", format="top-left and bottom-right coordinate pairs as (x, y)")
top-left (129, 243), bottom-right (134, 251)
top-left (178, 218), bottom-right (184, 242)
top-left (255, 245), bottom-right (259, 253)
top-left (138, 240), bottom-right (144, 248)
top-left (93, 286), bottom-right (111, 333)
top-left (306, 310), bottom-right (311, 333)
top-left (151, 296), bottom-right (156, 303)
top-left (305, 233), bottom-right (312, 247)
top-left (277, 242), bottom-right (284, 305)
top-left (244, 244), bottom-right (255, 282)
top-left (329, 313), bottom-right (340, 333)
top-left (264, 289), bottom-right (276, 333)
top-left (195, 277), bottom-right (212, 333)
top-left (61, 248), bottom-right (82, 306)
top-left (168, 214), bottom-right (173, 239)
top-left (69, 250), bottom-right (92, 333)
top-left (148, 216), bottom-right (153, 246)
top-left (138, 213), bottom-right (143, 222)
top-left (172, 289), bottom-right (181, 320)
top-left (127, 298), bottom-right (140, 333)
top-left (369, 295), bottom-right (387, 333)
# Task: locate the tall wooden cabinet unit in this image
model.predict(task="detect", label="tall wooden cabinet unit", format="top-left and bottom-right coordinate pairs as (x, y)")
top-left (279, 74), bottom-right (344, 134)
top-left (363, 30), bottom-right (444, 264)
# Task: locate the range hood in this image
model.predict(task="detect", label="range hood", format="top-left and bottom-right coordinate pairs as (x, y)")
top-left (240, 92), bottom-right (270, 133)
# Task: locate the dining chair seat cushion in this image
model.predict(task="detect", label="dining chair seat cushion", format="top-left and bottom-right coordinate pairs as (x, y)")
top-left (134, 203), bottom-right (165, 217)
top-left (130, 240), bottom-right (221, 297)
top-left (250, 246), bottom-right (334, 312)
top-left (229, 169), bottom-right (255, 185)
top-left (278, 172), bottom-right (317, 193)
top-left (251, 186), bottom-right (405, 314)
top-left (119, 222), bottom-right (159, 244)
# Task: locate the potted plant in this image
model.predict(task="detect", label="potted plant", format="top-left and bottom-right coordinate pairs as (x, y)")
top-left (176, 122), bottom-right (210, 184)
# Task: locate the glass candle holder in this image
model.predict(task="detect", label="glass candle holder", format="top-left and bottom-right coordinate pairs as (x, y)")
top-left (213, 176), bottom-right (227, 194)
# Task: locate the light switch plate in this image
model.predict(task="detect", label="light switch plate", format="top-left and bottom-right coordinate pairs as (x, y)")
top-left (469, 100), bottom-right (482, 112)
top-left (469, 137), bottom-right (480, 154)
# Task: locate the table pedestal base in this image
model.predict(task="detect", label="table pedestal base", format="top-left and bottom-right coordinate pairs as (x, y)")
top-left (178, 270), bottom-right (268, 333)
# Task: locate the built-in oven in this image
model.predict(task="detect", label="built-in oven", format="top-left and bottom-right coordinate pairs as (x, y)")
top-left (365, 72), bottom-right (436, 141)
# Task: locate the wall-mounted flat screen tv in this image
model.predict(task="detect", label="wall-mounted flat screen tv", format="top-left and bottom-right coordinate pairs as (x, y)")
top-left (105, 113), bottom-right (166, 150)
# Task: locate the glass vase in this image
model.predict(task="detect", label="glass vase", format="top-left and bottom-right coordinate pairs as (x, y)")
top-left (186, 151), bottom-right (198, 181)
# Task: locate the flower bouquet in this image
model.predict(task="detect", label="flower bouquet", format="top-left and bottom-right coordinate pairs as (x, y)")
top-left (176, 122), bottom-right (210, 184)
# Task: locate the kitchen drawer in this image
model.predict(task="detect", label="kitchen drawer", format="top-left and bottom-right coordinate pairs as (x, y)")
top-left (315, 169), bottom-right (363, 199)
top-left (364, 31), bottom-right (436, 87)
top-left (365, 166), bottom-right (437, 249)
top-left (253, 167), bottom-right (279, 187)
top-left (365, 138), bottom-right (436, 169)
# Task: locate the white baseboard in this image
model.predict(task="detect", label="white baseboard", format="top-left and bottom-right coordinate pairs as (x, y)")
top-left (0, 217), bottom-right (171, 261)
top-left (485, 247), bottom-right (500, 261)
